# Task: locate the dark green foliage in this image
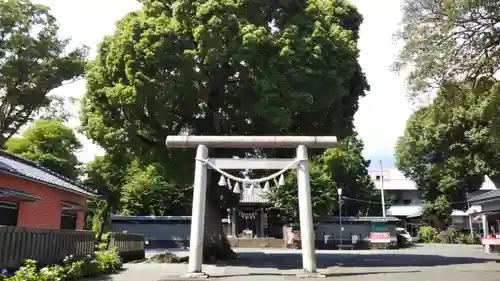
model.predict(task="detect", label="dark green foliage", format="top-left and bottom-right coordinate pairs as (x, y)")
top-left (396, 79), bottom-right (500, 225)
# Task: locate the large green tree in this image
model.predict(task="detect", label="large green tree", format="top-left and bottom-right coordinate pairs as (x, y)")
top-left (0, 0), bottom-right (87, 145)
top-left (268, 136), bottom-right (379, 220)
top-left (81, 0), bottom-right (368, 260)
top-left (393, 0), bottom-right (499, 97)
top-left (4, 118), bottom-right (82, 180)
top-left (395, 78), bottom-right (500, 227)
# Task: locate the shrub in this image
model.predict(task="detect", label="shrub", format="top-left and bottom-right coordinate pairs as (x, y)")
top-left (2, 259), bottom-right (40, 281)
top-left (95, 243), bottom-right (108, 251)
top-left (95, 249), bottom-right (123, 274)
top-left (419, 226), bottom-right (439, 243)
top-left (454, 232), bottom-right (478, 245)
top-left (0, 249), bottom-right (122, 281)
top-left (80, 255), bottom-right (101, 277)
top-left (438, 228), bottom-right (458, 244)
top-left (39, 265), bottom-right (67, 281)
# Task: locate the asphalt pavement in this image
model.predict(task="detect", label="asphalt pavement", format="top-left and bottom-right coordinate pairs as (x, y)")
top-left (87, 244), bottom-right (500, 281)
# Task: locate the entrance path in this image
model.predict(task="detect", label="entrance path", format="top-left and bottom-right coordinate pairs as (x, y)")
top-left (87, 244), bottom-right (500, 280)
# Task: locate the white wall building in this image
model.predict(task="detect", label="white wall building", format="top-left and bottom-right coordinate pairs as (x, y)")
top-left (368, 168), bottom-right (496, 236)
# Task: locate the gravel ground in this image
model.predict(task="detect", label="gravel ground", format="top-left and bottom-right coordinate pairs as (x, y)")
top-left (86, 244), bottom-right (500, 281)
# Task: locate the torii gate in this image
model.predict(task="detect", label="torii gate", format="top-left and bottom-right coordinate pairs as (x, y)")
top-left (165, 136), bottom-right (337, 278)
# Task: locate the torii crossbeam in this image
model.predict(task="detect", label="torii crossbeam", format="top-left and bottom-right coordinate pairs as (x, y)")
top-left (165, 136), bottom-right (337, 278)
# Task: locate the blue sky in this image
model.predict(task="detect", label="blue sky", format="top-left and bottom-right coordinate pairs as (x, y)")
top-left (34, 0), bottom-right (413, 169)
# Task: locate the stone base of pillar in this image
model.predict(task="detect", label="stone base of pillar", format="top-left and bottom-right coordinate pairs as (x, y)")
top-left (296, 272), bottom-right (326, 278)
top-left (484, 244), bottom-right (492, 253)
top-left (173, 272), bottom-right (210, 279)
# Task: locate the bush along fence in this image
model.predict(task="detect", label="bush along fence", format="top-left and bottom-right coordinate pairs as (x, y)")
top-left (0, 249), bottom-right (122, 281)
top-left (418, 226), bottom-right (478, 244)
top-left (108, 233), bottom-right (145, 262)
top-left (0, 226), bottom-right (94, 269)
top-left (0, 226), bottom-right (146, 281)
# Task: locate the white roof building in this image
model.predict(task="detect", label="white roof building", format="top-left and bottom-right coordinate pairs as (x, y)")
top-left (369, 169), bottom-right (496, 191)
top-left (368, 168), bottom-right (496, 218)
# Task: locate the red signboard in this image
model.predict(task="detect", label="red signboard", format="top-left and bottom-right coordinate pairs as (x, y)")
top-left (370, 232), bottom-right (390, 243)
top-left (482, 238), bottom-right (500, 245)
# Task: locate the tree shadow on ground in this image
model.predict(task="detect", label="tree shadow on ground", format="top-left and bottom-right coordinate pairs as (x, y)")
top-left (81, 275), bottom-right (114, 281)
top-left (209, 270), bottom-right (422, 278)
top-left (214, 251), bottom-right (499, 270)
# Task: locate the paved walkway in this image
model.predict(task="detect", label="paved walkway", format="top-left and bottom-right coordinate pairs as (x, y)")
top-left (87, 244), bottom-right (500, 280)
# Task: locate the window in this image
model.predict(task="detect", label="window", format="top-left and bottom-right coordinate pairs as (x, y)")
top-left (60, 212), bottom-right (77, 230)
top-left (0, 201), bottom-right (19, 226)
top-left (375, 175), bottom-right (381, 180)
top-left (395, 191), bottom-right (404, 202)
top-left (402, 199), bottom-right (412, 205)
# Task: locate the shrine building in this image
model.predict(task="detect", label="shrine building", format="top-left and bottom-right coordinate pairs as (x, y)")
top-left (226, 181), bottom-right (274, 238)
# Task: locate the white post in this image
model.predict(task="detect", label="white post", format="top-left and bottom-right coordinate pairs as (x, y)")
top-left (227, 209), bottom-right (231, 236)
top-left (338, 188), bottom-right (343, 250)
top-left (379, 160), bottom-right (386, 217)
top-left (482, 214), bottom-right (489, 238)
top-left (186, 145), bottom-right (209, 276)
top-left (296, 145), bottom-right (317, 274)
top-left (232, 208), bottom-right (237, 237)
top-left (466, 192), bottom-right (474, 239)
top-left (260, 208), bottom-right (265, 237)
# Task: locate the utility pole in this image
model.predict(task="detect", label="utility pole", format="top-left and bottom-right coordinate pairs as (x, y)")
top-left (379, 160), bottom-right (386, 218)
top-left (466, 191), bottom-right (474, 239)
top-left (338, 188), bottom-right (343, 250)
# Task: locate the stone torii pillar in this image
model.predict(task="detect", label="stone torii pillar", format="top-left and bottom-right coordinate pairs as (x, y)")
top-left (165, 136), bottom-right (337, 278)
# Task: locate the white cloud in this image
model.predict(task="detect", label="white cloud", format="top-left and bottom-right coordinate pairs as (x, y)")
top-left (32, 0), bottom-right (413, 165)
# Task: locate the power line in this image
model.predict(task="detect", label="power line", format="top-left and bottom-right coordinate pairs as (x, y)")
top-left (341, 196), bottom-right (469, 205)
top-left (342, 196), bottom-right (383, 204)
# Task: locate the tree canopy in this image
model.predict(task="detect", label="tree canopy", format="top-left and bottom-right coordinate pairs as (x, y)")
top-left (81, 0), bottom-right (369, 260)
top-left (395, 78), bottom-right (500, 226)
top-left (0, 0), bottom-right (87, 145)
top-left (267, 136), bottom-right (380, 220)
top-left (393, 0), bottom-right (499, 97)
top-left (4, 118), bottom-right (82, 180)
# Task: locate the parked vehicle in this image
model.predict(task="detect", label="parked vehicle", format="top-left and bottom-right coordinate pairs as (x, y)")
top-left (396, 227), bottom-right (413, 247)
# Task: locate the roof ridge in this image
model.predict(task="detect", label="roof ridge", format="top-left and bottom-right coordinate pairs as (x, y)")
top-left (469, 188), bottom-right (499, 201)
top-left (0, 149), bottom-right (94, 196)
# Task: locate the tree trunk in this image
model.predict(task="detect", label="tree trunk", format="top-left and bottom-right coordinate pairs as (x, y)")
top-left (432, 215), bottom-right (448, 231)
top-left (200, 169), bottom-right (237, 262)
top-left (96, 203), bottom-right (111, 243)
top-left (202, 198), bottom-right (237, 262)
top-left (96, 218), bottom-right (106, 242)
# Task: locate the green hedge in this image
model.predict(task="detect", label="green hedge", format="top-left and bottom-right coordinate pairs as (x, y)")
top-left (418, 226), bottom-right (477, 244)
top-left (0, 249), bottom-right (122, 281)
top-left (419, 226), bottom-right (440, 243)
